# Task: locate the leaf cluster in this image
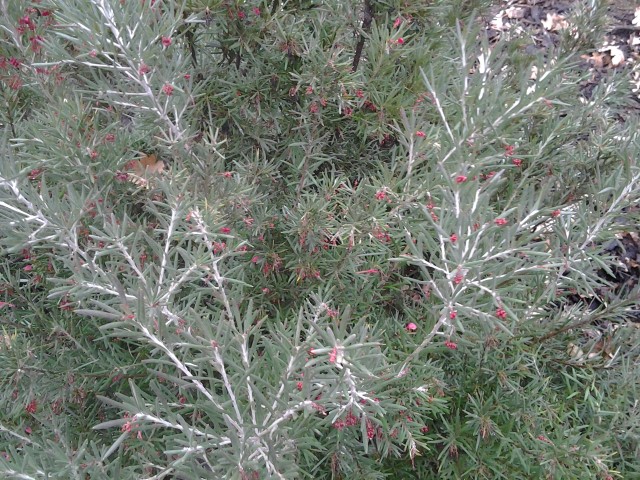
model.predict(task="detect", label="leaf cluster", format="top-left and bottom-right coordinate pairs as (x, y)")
top-left (0, 0), bottom-right (639, 478)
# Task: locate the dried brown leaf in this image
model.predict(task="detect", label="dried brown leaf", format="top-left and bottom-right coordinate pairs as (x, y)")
top-left (542, 12), bottom-right (569, 32)
top-left (127, 154), bottom-right (165, 187)
top-left (581, 52), bottom-right (609, 68)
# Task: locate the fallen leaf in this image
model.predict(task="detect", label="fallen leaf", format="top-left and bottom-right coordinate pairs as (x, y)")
top-left (567, 342), bottom-right (585, 361)
top-left (581, 52), bottom-right (609, 68)
top-left (133, 154), bottom-right (164, 175)
top-left (489, 12), bottom-right (505, 31)
top-left (608, 45), bottom-right (625, 67)
top-left (542, 12), bottom-right (569, 32)
top-left (505, 6), bottom-right (527, 20)
top-left (588, 337), bottom-right (613, 360)
top-left (127, 154), bottom-right (165, 187)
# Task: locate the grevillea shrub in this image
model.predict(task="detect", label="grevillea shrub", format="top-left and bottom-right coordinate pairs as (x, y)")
top-left (1, 0), bottom-right (639, 478)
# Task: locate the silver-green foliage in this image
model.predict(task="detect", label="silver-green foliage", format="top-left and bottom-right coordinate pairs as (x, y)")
top-left (0, 0), bottom-right (639, 478)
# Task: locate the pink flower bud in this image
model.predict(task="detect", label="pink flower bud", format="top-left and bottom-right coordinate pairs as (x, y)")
top-left (329, 346), bottom-right (338, 363)
top-left (375, 190), bottom-right (387, 200)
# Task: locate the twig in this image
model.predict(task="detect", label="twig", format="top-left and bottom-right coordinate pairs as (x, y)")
top-left (352, 0), bottom-right (373, 72)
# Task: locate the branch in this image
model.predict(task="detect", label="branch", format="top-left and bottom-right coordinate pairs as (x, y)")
top-left (134, 413), bottom-right (231, 444)
top-left (352, 0), bottom-right (373, 72)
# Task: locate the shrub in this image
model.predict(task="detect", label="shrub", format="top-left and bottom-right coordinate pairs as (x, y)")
top-left (0, 0), bottom-right (639, 478)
